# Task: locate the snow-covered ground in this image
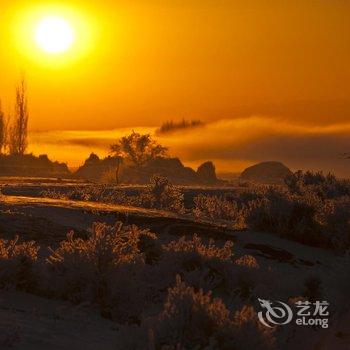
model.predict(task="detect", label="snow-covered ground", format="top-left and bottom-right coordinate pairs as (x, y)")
top-left (1, 179), bottom-right (349, 349)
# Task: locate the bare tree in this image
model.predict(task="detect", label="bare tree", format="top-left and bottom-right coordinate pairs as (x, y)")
top-left (111, 131), bottom-right (167, 167)
top-left (0, 100), bottom-right (6, 154)
top-left (9, 77), bottom-right (29, 155)
top-left (110, 131), bottom-right (168, 182)
top-left (107, 145), bottom-right (123, 184)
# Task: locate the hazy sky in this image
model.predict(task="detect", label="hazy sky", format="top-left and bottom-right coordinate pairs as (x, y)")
top-left (1, 1), bottom-right (350, 174)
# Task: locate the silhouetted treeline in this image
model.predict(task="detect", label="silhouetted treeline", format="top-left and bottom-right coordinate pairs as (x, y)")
top-left (156, 119), bottom-right (204, 135)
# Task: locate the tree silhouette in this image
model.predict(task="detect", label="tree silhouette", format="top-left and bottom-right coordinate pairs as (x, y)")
top-left (110, 131), bottom-right (168, 182)
top-left (9, 77), bottom-right (29, 155)
top-left (0, 100), bottom-right (6, 154)
top-left (110, 131), bottom-right (167, 167)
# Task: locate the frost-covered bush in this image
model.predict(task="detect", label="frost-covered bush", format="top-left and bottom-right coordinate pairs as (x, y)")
top-left (152, 276), bottom-right (232, 349)
top-left (42, 185), bottom-right (132, 205)
top-left (231, 305), bottom-right (275, 350)
top-left (41, 223), bottom-right (263, 324)
top-left (150, 277), bottom-right (274, 350)
top-left (285, 170), bottom-right (350, 199)
top-left (225, 186), bottom-right (268, 206)
top-left (42, 176), bottom-right (185, 213)
top-left (234, 254), bottom-right (259, 268)
top-left (42, 222), bottom-right (158, 322)
top-left (137, 175), bottom-right (185, 213)
top-left (321, 197), bottom-right (350, 249)
top-left (244, 184), bottom-right (350, 249)
top-left (163, 235), bottom-right (233, 263)
top-left (160, 235), bottom-right (234, 292)
top-left (0, 236), bottom-right (39, 290)
top-left (226, 255), bottom-right (261, 299)
top-left (193, 194), bottom-right (245, 228)
top-left (0, 221), bottom-right (161, 323)
top-left (189, 175), bottom-right (350, 249)
top-left (159, 236), bottom-right (271, 302)
top-left (40, 188), bottom-right (68, 200)
top-left (245, 187), bottom-right (330, 247)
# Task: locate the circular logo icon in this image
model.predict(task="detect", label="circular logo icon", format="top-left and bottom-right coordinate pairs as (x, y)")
top-left (258, 298), bottom-right (293, 328)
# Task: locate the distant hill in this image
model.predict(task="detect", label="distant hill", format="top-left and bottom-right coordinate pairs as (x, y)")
top-left (0, 154), bottom-right (70, 178)
top-left (240, 161), bottom-right (292, 184)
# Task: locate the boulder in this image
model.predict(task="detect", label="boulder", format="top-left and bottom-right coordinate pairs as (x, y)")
top-left (240, 161), bottom-right (292, 184)
top-left (75, 153), bottom-right (120, 181)
top-left (120, 157), bottom-right (199, 185)
top-left (196, 161), bottom-right (217, 184)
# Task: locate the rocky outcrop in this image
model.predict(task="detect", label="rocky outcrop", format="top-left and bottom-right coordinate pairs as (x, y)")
top-left (119, 157), bottom-right (199, 185)
top-left (75, 155), bottom-right (220, 185)
top-left (240, 161), bottom-right (292, 184)
top-left (75, 153), bottom-right (120, 181)
top-left (196, 161), bottom-right (217, 184)
top-left (0, 154), bottom-right (70, 178)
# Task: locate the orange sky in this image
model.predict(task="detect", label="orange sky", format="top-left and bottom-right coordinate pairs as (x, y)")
top-left (0, 1), bottom-right (350, 174)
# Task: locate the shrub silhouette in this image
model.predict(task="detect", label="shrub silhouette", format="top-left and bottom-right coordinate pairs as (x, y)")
top-left (150, 276), bottom-right (274, 350)
top-left (41, 174), bottom-right (350, 250)
top-left (0, 236), bottom-right (39, 290)
top-left (193, 194), bottom-right (245, 228)
top-left (138, 175), bottom-right (185, 213)
top-left (319, 197), bottom-right (350, 249)
top-left (42, 175), bottom-right (185, 213)
top-left (42, 222), bottom-right (157, 321)
top-left (245, 185), bottom-right (350, 249)
top-left (160, 235), bottom-right (234, 293)
top-left (246, 188), bottom-right (322, 239)
top-left (1, 220), bottom-right (335, 349)
top-left (285, 170), bottom-right (350, 199)
top-left (42, 184), bottom-right (132, 204)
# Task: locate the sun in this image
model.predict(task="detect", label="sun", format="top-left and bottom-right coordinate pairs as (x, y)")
top-left (35, 17), bottom-right (75, 54)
